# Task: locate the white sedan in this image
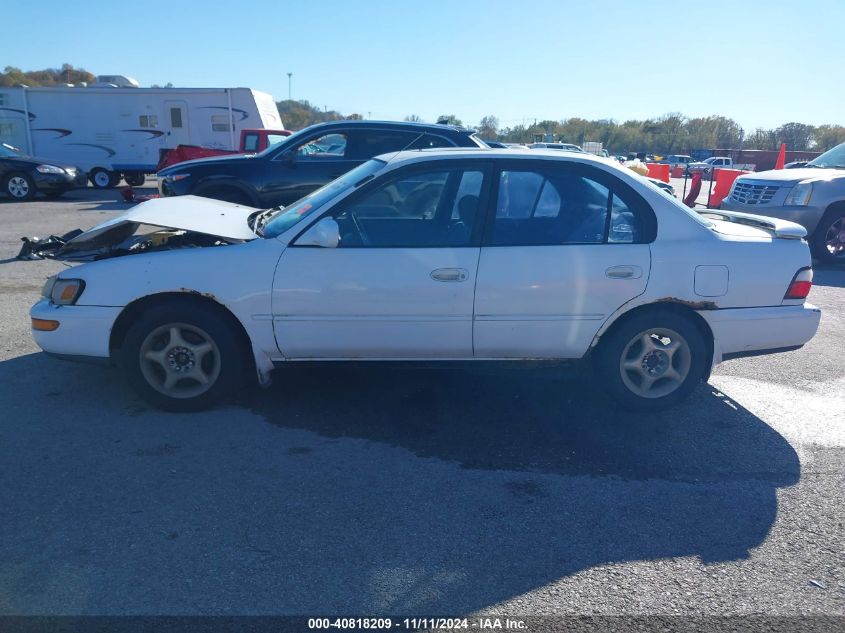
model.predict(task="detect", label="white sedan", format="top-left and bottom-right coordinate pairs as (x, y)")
top-left (30, 149), bottom-right (821, 411)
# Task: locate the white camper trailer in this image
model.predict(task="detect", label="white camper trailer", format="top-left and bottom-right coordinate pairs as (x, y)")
top-left (0, 86), bottom-right (281, 187)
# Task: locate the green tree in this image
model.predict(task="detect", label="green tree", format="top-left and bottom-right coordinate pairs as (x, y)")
top-left (775, 122), bottom-right (815, 151)
top-left (477, 115), bottom-right (499, 139)
top-left (436, 114), bottom-right (463, 126)
top-left (813, 125), bottom-right (845, 151)
top-left (0, 64), bottom-right (95, 87)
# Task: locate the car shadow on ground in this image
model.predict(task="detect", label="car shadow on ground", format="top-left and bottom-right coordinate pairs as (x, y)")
top-left (0, 353), bottom-right (801, 614)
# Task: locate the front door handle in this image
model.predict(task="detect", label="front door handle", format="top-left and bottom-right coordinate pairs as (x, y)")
top-left (606, 265), bottom-right (643, 279)
top-left (431, 268), bottom-right (469, 282)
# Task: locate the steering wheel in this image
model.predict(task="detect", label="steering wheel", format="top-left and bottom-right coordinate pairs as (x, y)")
top-left (349, 210), bottom-right (371, 247)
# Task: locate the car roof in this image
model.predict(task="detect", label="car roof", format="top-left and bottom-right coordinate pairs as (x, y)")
top-left (296, 119), bottom-right (478, 136)
top-left (375, 147), bottom-right (622, 168)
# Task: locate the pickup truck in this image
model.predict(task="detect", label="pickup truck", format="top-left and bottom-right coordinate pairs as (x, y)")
top-left (155, 128), bottom-right (292, 171)
top-left (687, 156), bottom-right (754, 176)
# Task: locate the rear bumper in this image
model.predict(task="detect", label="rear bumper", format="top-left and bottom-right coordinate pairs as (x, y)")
top-left (701, 303), bottom-right (821, 365)
top-left (30, 299), bottom-right (121, 361)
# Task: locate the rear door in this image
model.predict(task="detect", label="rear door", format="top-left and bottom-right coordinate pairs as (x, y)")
top-left (473, 160), bottom-right (654, 358)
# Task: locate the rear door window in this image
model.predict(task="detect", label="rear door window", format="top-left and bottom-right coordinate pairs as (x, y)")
top-left (487, 163), bottom-right (652, 246)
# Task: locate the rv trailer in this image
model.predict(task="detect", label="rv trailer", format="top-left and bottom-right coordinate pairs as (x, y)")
top-left (0, 86), bottom-right (281, 187)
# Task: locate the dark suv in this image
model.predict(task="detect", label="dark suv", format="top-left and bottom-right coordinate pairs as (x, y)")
top-left (158, 120), bottom-right (487, 208)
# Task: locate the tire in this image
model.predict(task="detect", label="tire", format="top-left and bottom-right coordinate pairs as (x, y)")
top-left (121, 300), bottom-right (248, 411)
top-left (4, 172), bottom-right (36, 201)
top-left (593, 310), bottom-right (708, 411)
top-left (90, 167), bottom-right (119, 189)
top-left (124, 172), bottom-right (146, 187)
top-left (811, 205), bottom-right (845, 264)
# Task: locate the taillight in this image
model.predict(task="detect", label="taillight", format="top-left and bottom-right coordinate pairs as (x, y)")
top-left (784, 267), bottom-right (813, 300)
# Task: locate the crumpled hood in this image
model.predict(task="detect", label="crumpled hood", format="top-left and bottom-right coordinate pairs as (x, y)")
top-left (59, 195), bottom-right (259, 254)
top-left (738, 167), bottom-right (845, 184)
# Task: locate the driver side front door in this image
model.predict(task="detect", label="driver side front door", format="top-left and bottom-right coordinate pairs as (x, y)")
top-left (272, 161), bottom-right (489, 359)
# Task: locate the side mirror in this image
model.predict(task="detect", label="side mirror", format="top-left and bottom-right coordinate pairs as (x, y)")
top-left (281, 150), bottom-right (295, 165)
top-left (296, 217), bottom-right (340, 248)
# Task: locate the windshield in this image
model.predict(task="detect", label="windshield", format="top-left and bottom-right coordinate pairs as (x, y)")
top-left (807, 142), bottom-right (845, 169)
top-left (255, 126), bottom-right (313, 157)
top-left (262, 159), bottom-right (387, 238)
top-left (0, 143), bottom-right (25, 158)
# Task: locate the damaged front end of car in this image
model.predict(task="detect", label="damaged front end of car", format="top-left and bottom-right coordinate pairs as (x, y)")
top-left (16, 195), bottom-right (260, 262)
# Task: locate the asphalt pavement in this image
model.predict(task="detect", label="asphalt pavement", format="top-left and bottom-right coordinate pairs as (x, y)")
top-left (0, 187), bottom-right (843, 618)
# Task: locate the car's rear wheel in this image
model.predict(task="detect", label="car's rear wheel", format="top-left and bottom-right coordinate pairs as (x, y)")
top-left (4, 173), bottom-right (36, 201)
top-left (124, 172), bottom-right (146, 187)
top-left (594, 310), bottom-right (707, 411)
top-left (812, 205), bottom-right (845, 263)
top-left (121, 301), bottom-right (247, 411)
top-left (90, 168), bottom-right (119, 189)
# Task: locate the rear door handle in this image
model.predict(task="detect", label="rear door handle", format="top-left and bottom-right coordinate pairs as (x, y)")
top-left (606, 265), bottom-right (642, 279)
top-left (431, 268), bottom-right (469, 282)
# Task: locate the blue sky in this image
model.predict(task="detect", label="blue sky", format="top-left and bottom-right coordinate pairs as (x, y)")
top-left (5, 0), bottom-right (843, 130)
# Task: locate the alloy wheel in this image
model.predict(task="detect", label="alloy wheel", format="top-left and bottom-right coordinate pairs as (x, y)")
top-left (8, 176), bottom-right (30, 198)
top-left (619, 328), bottom-right (692, 399)
top-left (138, 323), bottom-right (221, 399)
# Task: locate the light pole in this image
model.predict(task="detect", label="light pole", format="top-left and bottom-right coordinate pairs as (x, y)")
top-left (287, 72), bottom-right (292, 100)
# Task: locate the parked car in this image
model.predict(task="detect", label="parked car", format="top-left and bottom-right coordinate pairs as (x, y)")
top-left (31, 149), bottom-right (819, 413)
top-left (484, 140), bottom-right (508, 148)
top-left (529, 142), bottom-right (585, 152)
top-left (721, 141), bottom-right (845, 262)
top-left (157, 120), bottom-right (488, 208)
top-left (659, 154), bottom-right (694, 170)
top-left (1, 143), bottom-right (87, 201)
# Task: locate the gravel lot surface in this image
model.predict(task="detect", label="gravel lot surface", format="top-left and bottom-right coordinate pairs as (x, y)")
top-left (0, 187), bottom-right (843, 618)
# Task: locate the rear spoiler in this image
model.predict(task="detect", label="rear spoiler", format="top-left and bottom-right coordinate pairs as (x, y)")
top-left (698, 209), bottom-right (807, 240)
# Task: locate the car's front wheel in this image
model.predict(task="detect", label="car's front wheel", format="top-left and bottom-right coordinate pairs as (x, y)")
top-left (4, 172), bottom-right (36, 201)
top-left (121, 301), bottom-right (247, 411)
top-left (594, 310), bottom-right (708, 411)
top-left (812, 204), bottom-right (845, 263)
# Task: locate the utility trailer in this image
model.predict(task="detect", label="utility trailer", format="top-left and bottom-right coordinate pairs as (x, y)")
top-left (0, 86), bottom-right (282, 188)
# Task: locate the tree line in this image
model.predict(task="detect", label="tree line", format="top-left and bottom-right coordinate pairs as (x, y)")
top-left (0, 64), bottom-right (95, 87)
top-left (286, 106), bottom-right (845, 154)
top-left (405, 113), bottom-right (845, 154)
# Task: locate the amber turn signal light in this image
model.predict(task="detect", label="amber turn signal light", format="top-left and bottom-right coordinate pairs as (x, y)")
top-left (31, 318), bottom-right (60, 331)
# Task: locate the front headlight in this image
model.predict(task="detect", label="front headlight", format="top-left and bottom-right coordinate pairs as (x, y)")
top-left (36, 164), bottom-right (66, 174)
top-left (49, 278), bottom-right (85, 305)
top-left (784, 181), bottom-right (814, 206)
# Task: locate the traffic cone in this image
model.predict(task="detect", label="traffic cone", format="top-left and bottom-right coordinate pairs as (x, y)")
top-left (774, 143), bottom-right (786, 169)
